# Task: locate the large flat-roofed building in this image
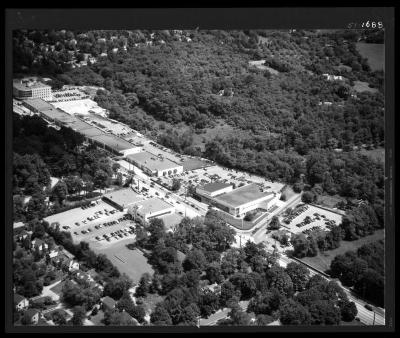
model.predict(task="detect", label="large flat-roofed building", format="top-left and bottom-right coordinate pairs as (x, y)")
top-left (102, 188), bottom-right (144, 211)
top-left (22, 98), bottom-right (54, 113)
top-left (13, 78), bottom-right (52, 100)
top-left (131, 197), bottom-right (175, 223)
top-left (195, 182), bottom-right (233, 203)
top-left (90, 134), bottom-right (141, 156)
top-left (212, 183), bottom-right (279, 217)
top-left (126, 151), bottom-right (183, 177)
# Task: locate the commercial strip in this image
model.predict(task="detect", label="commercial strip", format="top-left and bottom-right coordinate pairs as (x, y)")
top-left (19, 97), bottom-right (140, 156)
top-left (126, 151), bottom-right (183, 177)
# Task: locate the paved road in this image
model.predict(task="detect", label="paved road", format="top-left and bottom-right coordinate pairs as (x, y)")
top-left (252, 193), bottom-right (302, 243)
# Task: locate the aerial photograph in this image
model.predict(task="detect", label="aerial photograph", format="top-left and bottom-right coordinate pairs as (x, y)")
top-left (11, 27), bottom-right (386, 328)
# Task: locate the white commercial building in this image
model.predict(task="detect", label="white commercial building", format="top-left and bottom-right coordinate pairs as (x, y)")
top-left (126, 151), bottom-right (183, 177)
top-left (131, 197), bottom-right (175, 223)
top-left (211, 183), bottom-right (280, 217)
top-left (13, 78), bottom-right (52, 100)
top-left (195, 182), bottom-right (233, 202)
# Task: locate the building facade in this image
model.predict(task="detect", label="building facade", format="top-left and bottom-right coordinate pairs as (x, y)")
top-left (13, 78), bottom-right (52, 100)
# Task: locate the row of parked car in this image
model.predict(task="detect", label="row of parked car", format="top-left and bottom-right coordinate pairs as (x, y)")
top-left (98, 226), bottom-right (136, 242)
top-left (284, 204), bottom-right (309, 224)
top-left (302, 225), bottom-right (323, 235)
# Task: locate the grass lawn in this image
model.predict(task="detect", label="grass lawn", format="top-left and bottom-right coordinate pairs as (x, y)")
top-left (91, 238), bottom-right (154, 284)
top-left (359, 147), bottom-right (385, 164)
top-left (352, 81), bottom-right (379, 94)
top-left (316, 194), bottom-right (346, 209)
top-left (181, 158), bottom-right (212, 171)
top-left (300, 229), bottom-right (384, 273)
top-left (356, 42), bottom-right (384, 71)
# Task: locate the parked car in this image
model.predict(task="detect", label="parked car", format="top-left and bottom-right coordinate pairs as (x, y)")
top-left (364, 304), bottom-right (373, 311)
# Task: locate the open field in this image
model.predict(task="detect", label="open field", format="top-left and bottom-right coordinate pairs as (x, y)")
top-left (352, 81), bottom-right (379, 94)
top-left (316, 194), bottom-right (346, 209)
top-left (359, 147), bottom-right (385, 164)
top-left (191, 122), bottom-right (237, 151)
top-left (91, 238), bottom-right (154, 284)
top-left (356, 42), bottom-right (384, 71)
top-left (300, 229), bottom-right (384, 273)
top-left (181, 157), bottom-right (213, 171)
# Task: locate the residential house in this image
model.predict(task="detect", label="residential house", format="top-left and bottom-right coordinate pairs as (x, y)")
top-left (14, 294), bottom-right (29, 311)
top-left (24, 309), bottom-right (40, 325)
top-left (31, 238), bottom-right (48, 252)
top-left (48, 248), bottom-right (60, 259)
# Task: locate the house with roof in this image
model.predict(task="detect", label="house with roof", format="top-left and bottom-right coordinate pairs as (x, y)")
top-left (102, 296), bottom-right (116, 311)
top-left (119, 310), bottom-right (139, 325)
top-left (13, 222), bottom-right (25, 234)
top-left (51, 251), bottom-right (79, 271)
top-left (31, 238), bottom-right (48, 252)
top-left (48, 248), bottom-right (60, 259)
top-left (23, 308), bottom-right (40, 325)
top-left (16, 230), bottom-right (30, 242)
top-left (14, 294), bottom-right (29, 311)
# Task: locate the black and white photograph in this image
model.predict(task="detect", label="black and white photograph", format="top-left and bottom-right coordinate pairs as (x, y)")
top-left (5, 7), bottom-right (395, 333)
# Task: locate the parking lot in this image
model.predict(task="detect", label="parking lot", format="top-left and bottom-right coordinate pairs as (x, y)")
top-left (72, 217), bottom-right (137, 245)
top-left (45, 200), bottom-right (121, 230)
top-left (280, 204), bottom-right (343, 234)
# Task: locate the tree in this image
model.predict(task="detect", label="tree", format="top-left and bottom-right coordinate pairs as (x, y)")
top-left (267, 266), bottom-right (294, 297)
top-left (205, 262), bottom-right (224, 284)
top-left (182, 249), bottom-right (207, 272)
top-left (150, 304), bottom-right (173, 325)
top-left (291, 233), bottom-right (310, 258)
top-left (220, 280), bottom-right (241, 307)
top-left (104, 275), bottom-right (133, 300)
top-left (279, 299), bottom-right (311, 325)
top-left (135, 272), bottom-right (152, 297)
top-left (70, 306), bottom-right (86, 326)
top-left (285, 262), bottom-right (310, 292)
top-left (221, 302), bottom-right (252, 326)
top-left (340, 301), bottom-right (358, 322)
top-left (147, 218), bottom-right (166, 247)
top-left (301, 191), bottom-right (315, 204)
top-left (51, 181), bottom-right (68, 204)
top-left (171, 178), bottom-right (181, 192)
top-left (268, 216), bottom-right (281, 230)
top-left (309, 300), bottom-right (341, 325)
